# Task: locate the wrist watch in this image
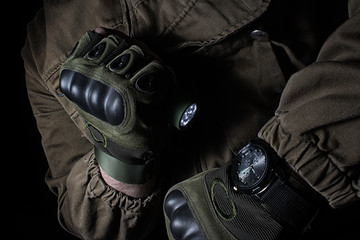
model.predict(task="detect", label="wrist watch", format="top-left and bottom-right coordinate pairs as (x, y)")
top-left (230, 139), bottom-right (320, 232)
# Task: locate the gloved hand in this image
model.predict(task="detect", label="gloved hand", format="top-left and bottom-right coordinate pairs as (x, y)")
top-left (164, 166), bottom-right (283, 240)
top-left (164, 140), bottom-right (321, 240)
top-left (59, 29), bottom-right (174, 187)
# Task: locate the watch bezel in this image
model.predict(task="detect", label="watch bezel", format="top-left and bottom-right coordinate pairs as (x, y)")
top-left (231, 140), bottom-right (275, 194)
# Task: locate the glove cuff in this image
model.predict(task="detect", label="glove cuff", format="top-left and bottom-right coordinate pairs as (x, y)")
top-left (95, 147), bottom-right (155, 184)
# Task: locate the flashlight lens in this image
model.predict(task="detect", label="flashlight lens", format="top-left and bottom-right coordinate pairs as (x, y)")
top-left (180, 103), bottom-right (197, 127)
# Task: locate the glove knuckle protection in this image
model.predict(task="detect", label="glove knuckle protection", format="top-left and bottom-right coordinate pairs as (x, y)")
top-left (59, 30), bottom-right (173, 151)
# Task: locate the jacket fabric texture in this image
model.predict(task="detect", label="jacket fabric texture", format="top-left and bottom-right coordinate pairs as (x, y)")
top-left (22, 0), bottom-right (360, 239)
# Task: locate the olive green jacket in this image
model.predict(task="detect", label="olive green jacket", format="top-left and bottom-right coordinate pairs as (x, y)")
top-left (22, 0), bottom-right (360, 239)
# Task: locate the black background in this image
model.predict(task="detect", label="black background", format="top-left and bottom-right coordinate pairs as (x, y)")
top-left (11, 1), bottom-right (77, 239)
top-left (10, 1), bottom-right (360, 240)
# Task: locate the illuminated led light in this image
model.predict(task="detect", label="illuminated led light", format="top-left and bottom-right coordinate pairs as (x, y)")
top-left (180, 103), bottom-right (197, 127)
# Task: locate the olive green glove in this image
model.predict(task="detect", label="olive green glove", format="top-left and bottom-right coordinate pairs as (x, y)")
top-left (164, 166), bottom-right (284, 240)
top-left (59, 30), bottom-right (174, 184)
top-left (164, 140), bottom-right (321, 240)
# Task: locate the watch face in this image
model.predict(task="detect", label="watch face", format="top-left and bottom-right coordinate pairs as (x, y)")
top-left (232, 144), bottom-right (269, 190)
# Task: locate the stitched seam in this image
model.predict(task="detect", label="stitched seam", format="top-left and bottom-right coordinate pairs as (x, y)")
top-left (122, 0), bottom-right (146, 31)
top-left (175, 0), bottom-right (270, 48)
top-left (160, 0), bottom-right (198, 38)
top-left (271, 116), bottom-right (359, 205)
top-left (305, 139), bottom-right (359, 205)
top-left (241, 0), bottom-right (255, 12)
top-left (111, 19), bottom-right (126, 29)
top-left (43, 56), bottom-right (67, 84)
top-left (199, 4), bottom-right (266, 45)
top-left (177, 181), bottom-right (231, 240)
top-left (276, 111), bottom-right (359, 184)
top-left (44, 0), bottom-right (129, 83)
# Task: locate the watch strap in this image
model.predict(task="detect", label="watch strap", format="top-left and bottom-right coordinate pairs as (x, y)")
top-left (259, 177), bottom-right (319, 231)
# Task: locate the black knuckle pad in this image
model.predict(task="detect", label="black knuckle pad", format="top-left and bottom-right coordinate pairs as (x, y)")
top-left (107, 45), bottom-right (147, 76)
top-left (164, 190), bottom-right (205, 240)
top-left (109, 54), bottom-right (131, 71)
top-left (60, 30), bottom-right (175, 141)
top-left (86, 34), bottom-right (131, 64)
top-left (87, 42), bottom-right (106, 60)
top-left (164, 190), bottom-right (187, 219)
top-left (71, 30), bottom-right (104, 59)
top-left (59, 69), bottom-right (125, 126)
top-left (134, 62), bottom-right (173, 96)
top-left (135, 74), bottom-right (158, 93)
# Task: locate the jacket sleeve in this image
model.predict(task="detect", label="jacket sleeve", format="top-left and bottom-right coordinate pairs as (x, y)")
top-left (22, 4), bottom-right (161, 240)
top-left (258, 2), bottom-right (360, 208)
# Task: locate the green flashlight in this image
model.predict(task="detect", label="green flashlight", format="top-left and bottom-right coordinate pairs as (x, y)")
top-left (168, 92), bottom-right (198, 130)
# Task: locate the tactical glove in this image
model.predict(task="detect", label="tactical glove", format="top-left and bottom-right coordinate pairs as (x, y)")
top-left (59, 30), bottom-right (174, 185)
top-left (164, 140), bottom-right (321, 240)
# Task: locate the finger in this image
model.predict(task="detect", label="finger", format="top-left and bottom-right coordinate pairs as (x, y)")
top-left (94, 27), bottom-right (109, 36)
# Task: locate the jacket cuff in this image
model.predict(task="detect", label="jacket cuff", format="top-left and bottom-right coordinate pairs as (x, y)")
top-left (85, 149), bottom-right (160, 208)
top-left (99, 166), bottom-right (156, 198)
top-left (258, 116), bottom-right (359, 208)
top-left (62, 149), bottom-right (161, 239)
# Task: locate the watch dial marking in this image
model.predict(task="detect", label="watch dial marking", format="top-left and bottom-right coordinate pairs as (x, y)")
top-left (235, 146), bottom-right (267, 188)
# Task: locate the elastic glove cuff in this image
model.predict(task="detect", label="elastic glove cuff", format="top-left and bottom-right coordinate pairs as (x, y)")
top-left (95, 147), bottom-right (155, 184)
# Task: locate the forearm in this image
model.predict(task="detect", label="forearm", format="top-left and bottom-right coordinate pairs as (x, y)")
top-left (56, 150), bottom-right (161, 239)
top-left (259, 11), bottom-right (360, 208)
top-left (26, 84), bottom-right (161, 239)
top-left (24, 47), bottom-right (162, 240)
top-left (99, 166), bottom-right (156, 198)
